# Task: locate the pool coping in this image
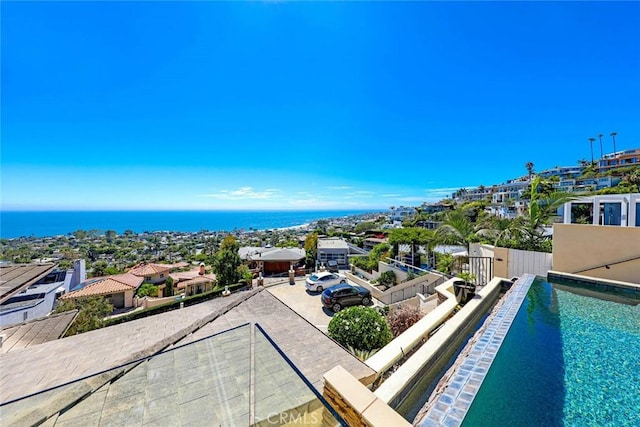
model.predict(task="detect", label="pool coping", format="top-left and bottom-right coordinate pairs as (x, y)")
top-left (547, 270), bottom-right (640, 295)
top-left (413, 274), bottom-right (536, 427)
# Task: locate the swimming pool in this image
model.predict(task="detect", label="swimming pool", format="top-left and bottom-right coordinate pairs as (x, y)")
top-left (461, 277), bottom-right (640, 426)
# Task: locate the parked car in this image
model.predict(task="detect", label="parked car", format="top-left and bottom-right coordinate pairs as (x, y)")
top-left (326, 260), bottom-right (339, 273)
top-left (321, 283), bottom-right (371, 312)
top-left (305, 271), bottom-right (347, 292)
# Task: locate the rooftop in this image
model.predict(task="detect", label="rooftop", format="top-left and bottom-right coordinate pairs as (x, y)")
top-left (60, 273), bottom-right (143, 299)
top-left (0, 310), bottom-right (78, 354)
top-left (317, 238), bottom-right (349, 250)
top-left (128, 262), bottom-right (188, 277)
top-left (239, 246), bottom-right (306, 262)
top-left (0, 264), bottom-right (56, 304)
top-left (0, 288), bottom-right (374, 422)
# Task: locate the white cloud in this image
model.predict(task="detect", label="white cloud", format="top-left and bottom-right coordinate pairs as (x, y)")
top-left (327, 186), bottom-right (353, 190)
top-left (201, 187), bottom-right (281, 200)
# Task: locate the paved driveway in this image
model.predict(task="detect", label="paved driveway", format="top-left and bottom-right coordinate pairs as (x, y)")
top-left (266, 278), bottom-right (337, 333)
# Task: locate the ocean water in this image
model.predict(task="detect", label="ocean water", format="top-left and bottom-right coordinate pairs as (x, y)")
top-left (0, 210), bottom-right (377, 239)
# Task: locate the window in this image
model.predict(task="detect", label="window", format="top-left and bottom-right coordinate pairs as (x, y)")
top-left (600, 203), bottom-right (622, 226)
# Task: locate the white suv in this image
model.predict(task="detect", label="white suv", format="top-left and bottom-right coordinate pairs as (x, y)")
top-left (305, 271), bottom-right (347, 292)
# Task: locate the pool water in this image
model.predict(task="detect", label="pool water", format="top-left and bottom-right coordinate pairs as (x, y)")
top-left (462, 278), bottom-right (640, 426)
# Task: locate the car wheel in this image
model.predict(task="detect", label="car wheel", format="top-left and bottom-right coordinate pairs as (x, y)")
top-left (362, 297), bottom-right (370, 306)
top-left (332, 303), bottom-right (342, 312)
top-left (316, 286), bottom-right (323, 293)
top-left (340, 279), bottom-right (346, 284)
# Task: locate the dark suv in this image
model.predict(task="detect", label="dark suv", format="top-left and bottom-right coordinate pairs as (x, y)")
top-left (327, 260), bottom-right (339, 273)
top-left (321, 283), bottom-right (371, 312)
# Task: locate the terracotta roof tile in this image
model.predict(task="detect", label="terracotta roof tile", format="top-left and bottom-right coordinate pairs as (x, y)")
top-left (129, 263), bottom-right (173, 276)
top-left (176, 275), bottom-right (216, 289)
top-left (110, 273), bottom-right (144, 288)
top-left (61, 274), bottom-right (143, 299)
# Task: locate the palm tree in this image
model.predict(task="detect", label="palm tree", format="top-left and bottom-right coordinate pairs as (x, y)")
top-left (598, 133), bottom-right (604, 161)
top-left (486, 216), bottom-right (521, 246)
top-left (588, 137), bottom-right (595, 164)
top-left (609, 131), bottom-right (619, 171)
top-left (610, 131), bottom-right (617, 155)
top-left (513, 176), bottom-right (574, 252)
top-left (411, 206), bottom-right (426, 227)
top-left (435, 209), bottom-right (490, 254)
top-left (525, 162), bottom-right (534, 182)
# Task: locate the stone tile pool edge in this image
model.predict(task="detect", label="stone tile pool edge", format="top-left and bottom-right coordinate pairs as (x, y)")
top-left (413, 274), bottom-right (536, 427)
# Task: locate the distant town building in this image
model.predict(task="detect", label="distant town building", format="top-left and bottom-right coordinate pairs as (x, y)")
top-left (129, 262), bottom-right (188, 285)
top-left (388, 206), bottom-right (415, 222)
top-left (450, 147), bottom-right (638, 219)
top-left (418, 202), bottom-right (453, 215)
top-left (598, 148), bottom-right (640, 172)
top-left (362, 237), bottom-right (387, 252)
top-left (239, 247), bottom-right (306, 276)
top-left (555, 176), bottom-right (621, 193)
top-left (0, 262), bottom-right (84, 328)
top-left (61, 273), bottom-right (143, 309)
top-left (538, 165), bottom-right (584, 180)
top-left (317, 238), bottom-right (349, 267)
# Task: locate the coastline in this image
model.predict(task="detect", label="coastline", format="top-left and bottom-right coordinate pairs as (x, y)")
top-left (0, 210), bottom-right (381, 239)
top-left (274, 222), bottom-right (311, 232)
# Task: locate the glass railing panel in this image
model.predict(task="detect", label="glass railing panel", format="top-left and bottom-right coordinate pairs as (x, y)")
top-left (253, 324), bottom-right (344, 427)
top-left (0, 324), bottom-right (252, 427)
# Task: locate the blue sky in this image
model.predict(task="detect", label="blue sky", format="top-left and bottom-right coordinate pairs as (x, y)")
top-left (2, 1), bottom-right (639, 211)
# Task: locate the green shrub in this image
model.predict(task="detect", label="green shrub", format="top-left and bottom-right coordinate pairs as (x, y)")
top-left (106, 282), bottom-right (248, 326)
top-left (328, 306), bottom-right (392, 352)
top-left (378, 270), bottom-right (397, 287)
top-left (136, 282), bottom-right (159, 298)
top-left (237, 264), bottom-right (254, 284)
top-left (406, 270), bottom-right (416, 282)
top-left (458, 272), bottom-right (476, 284)
top-left (55, 296), bottom-right (114, 336)
top-left (165, 277), bottom-right (174, 297)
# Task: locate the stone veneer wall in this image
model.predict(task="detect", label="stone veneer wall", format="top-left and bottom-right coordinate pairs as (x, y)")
top-left (323, 366), bottom-right (411, 427)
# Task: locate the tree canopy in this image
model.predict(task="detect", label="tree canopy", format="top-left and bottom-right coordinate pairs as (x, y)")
top-left (512, 176), bottom-right (574, 252)
top-left (55, 296), bottom-right (114, 336)
top-left (213, 235), bottom-right (242, 286)
top-left (435, 209), bottom-right (489, 252)
top-left (304, 232), bottom-right (318, 268)
top-left (328, 306), bottom-right (392, 352)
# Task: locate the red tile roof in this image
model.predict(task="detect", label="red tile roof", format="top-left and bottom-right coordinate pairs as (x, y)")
top-left (61, 273), bottom-right (142, 299)
top-left (129, 263), bottom-right (174, 276)
top-left (176, 275), bottom-right (216, 289)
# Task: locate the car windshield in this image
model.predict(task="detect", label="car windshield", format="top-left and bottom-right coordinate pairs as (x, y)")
top-left (310, 274), bottom-right (320, 281)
